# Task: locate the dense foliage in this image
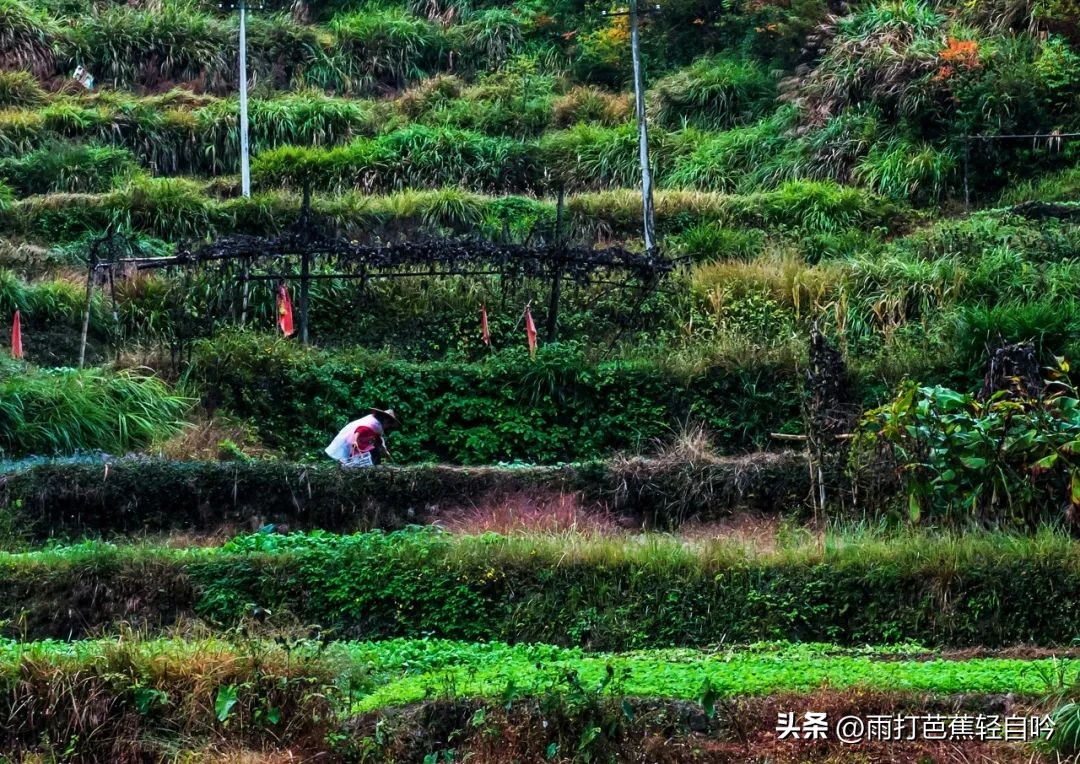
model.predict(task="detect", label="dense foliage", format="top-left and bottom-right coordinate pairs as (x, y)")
top-left (863, 378), bottom-right (1080, 527)
top-left (192, 332), bottom-right (800, 461)
top-left (4, 529), bottom-right (1080, 647)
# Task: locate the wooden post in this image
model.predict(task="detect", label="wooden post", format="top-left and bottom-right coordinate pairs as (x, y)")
top-left (239, 257), bottom-right (251, 325)
top-left (107, 265), bottom-right (120, 360)
top-left (546, 186), bottom-right (566, 342)
top-left (299, 251), bottom-right (311, 345)
top-left (78, 261), bottom-right (96, 368)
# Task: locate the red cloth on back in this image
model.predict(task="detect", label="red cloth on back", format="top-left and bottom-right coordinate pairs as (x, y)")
top-left (350, 425), bottom-right (381, 456)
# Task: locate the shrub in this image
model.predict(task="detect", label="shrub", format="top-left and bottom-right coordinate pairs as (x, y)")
top-left (1, 454), bottom-right (812, 539)
top-left (670, 223), bottom-right (765, 263)
top-left (190, 331), bottom-right (801, 463)
top-left (723, 180), bottom-right (899, 235)
top-left (460, 8), bottom-right (523, 70)
top-left (854, 139), bottom-right (958, 203)
top-left (6, 529), bottom-right (1080, 647)
top-left (253, 126), bottom-right (538, 193)
top-left (861, 376), bottom-right (1080, 527)
top-left (540, 123), bottom-right (683, 192)
top-left (650, 55), bottom-right (777, 131)
top-left (64, 6), bottom-right (232, 90)
top-left (552, 86), bottom-right (631, 128)
top-left (951, 299), bottom-right (1080, 369)
top-left (662, 111), bottom-right (799, 192)
top-left (797, 0), bottom-right (945, 122)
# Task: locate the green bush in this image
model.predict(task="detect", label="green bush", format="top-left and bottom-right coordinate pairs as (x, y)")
top-left (190, 331), bottom-right (801, 463)
top-left (0, 453), bottom-right (811, 540)
top-left (662, 110), bottom-right (800, 192)
top-left (64, 6), bottom-right (232, 90)
top-left (253, 126), bottom-right (538, 193)
top-left (952, 299), bottom-right (1080, 368)
top-left (329, 8), bottom-right (445, 92)
top-left (860, 376), bottom-right (1080, 526)
top-left (670, 223), bottom-right (765, 262)
top-left (855, 139), bottom-right (958, 203)
top-left (0, 0), bottom-right (58, 78)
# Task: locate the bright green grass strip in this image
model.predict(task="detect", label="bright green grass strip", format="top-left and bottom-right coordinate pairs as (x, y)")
top-left (343, 639), bottom-right (1074, 711)
top-left (0, 637), bottom-right (1070, 711)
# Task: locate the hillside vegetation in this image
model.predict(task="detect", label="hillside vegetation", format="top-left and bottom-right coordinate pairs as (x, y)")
top-left (5, 2), bottom-right (1080, 760)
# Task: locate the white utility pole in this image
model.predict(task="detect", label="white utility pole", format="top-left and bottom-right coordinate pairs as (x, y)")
top-left (629, 0), bottom-right (656, 251)
top-left (238, 0), bottom-right (251, 198)
top-left (602, 3), bottom-right (659, 251)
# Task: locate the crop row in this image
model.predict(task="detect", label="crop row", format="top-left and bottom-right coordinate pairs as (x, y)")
top-left (3, 528), bottom-right (1080, 646)
top-left (2, 636), bottom-right (1070, 709)
top-left (3, 634), bottom-right (1068, 761)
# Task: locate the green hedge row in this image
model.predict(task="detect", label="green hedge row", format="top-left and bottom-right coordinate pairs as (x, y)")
top-left (2, 530), bottom-right (1078, 646)
top-left (0, 177), bottom-right (904, 245)
top-left (191, 333), bottom-right (803, 463)
top-left (0, 454), bottom-right (811, 541)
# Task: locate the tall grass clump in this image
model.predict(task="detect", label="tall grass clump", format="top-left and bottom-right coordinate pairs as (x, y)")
top-left (195, 92), bottom-right (388, 175)
top-left (329, 8), bottom-right (444, 92)
top-left (0, 143), bottom-right (139, 196)
top-left (541, 123), bottom-right (680, 191)
top-left (65, 6), bottom-right (232, 90)
top-left (0, 0), bottom-right (58, 77)
top-left (552, 85), bottom-right (631, 127)
top-left (650, 55), bottom-right (777, 130)
top-left (855, 138), bottom-right (958, 203)
top-left (0, 70), bottom-right (44, 107)
top-left (662, 109), bottom-right (800, 192)
top-left (798, 0), bottom-right (945, 120)
top-left (0, 366), bottom-right (191, 457)
top-left (254, 126), bottom-right (538, 193)
top-left (460, 8), bottom-right (523, 70)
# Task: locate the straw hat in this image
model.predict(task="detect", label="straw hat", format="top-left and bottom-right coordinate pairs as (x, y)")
top-left (370, 407), bottom-right (400, 426)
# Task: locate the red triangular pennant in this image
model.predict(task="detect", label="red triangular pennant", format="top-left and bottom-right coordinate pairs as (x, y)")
top-left (524, 305), bottom-right (537, 359)
top-left (11, 310), bottom-right (22, 360)
top-left (277, 284), bottom-right (295, 337)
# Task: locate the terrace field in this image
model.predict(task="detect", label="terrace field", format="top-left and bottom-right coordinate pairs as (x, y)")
top-left (5, 0), bottom-right (1080, 760)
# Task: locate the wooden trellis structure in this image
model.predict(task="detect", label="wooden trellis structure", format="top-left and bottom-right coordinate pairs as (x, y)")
top-left (78, 193), bottom-right (674, 359)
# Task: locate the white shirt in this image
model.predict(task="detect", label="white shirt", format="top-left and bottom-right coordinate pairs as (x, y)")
top-left (324, 415), bottom-right (384, 463)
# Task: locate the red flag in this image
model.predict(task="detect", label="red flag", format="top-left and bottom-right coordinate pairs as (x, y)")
top-left (480, 304), bottom-right (490, 346)
top-left (524, 305), bottom-right (537, 359)
top-left (11, 310), bottom-right (22, 360)
top-left (277, 284), bottom-right (295, 336)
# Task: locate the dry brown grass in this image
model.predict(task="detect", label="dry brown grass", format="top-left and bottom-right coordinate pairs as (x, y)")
top-left (692, 250), bottom-right (850, 317)
top-left (433, 489), bottom-right (620, 535)
top-left (350, 692), bottom-right (1051, 764)
top-left (1, 637), bottom-right (339, 761)
top-left (152, 411), bottom-right (268, 461)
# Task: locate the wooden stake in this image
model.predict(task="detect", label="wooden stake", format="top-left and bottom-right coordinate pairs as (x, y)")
top-left (78, 263), bottom-right (95, 368)
top-left (299, 251), bottom-right (311, 345)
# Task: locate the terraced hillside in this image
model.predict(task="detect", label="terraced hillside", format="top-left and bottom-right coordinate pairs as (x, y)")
top-left (5, 0), bottom-right (1080, 761)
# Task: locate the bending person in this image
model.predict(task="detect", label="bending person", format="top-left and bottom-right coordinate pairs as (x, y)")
top-left (325, 407), bottom-right (399, 468)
